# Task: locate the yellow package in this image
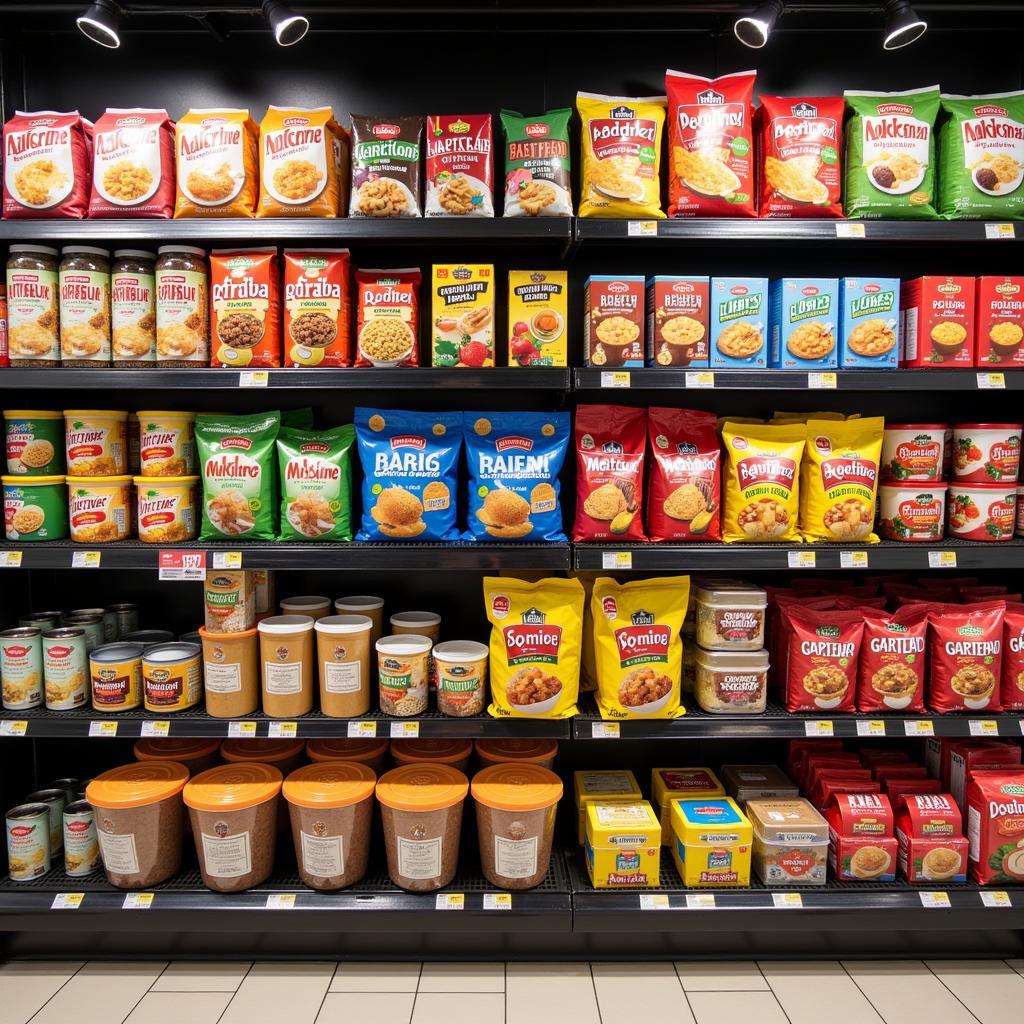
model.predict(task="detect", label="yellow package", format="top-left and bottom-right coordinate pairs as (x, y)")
top-left (799, 416), bottom-right (884, 544)
top-left (577, 92), bottom-right (666, 219)
top-left (592, 576), bottom-right (688, 720)
top-left (485, 575), bottom-right (583, 719)
top-left (573, 570), bottom-right (601, 693)
top-left (722, 422), bottom-right (807, 543)
top-left (585, 801), bottom-right (662, 888)
top-left (651, 767), bottom-right (725, 845)
top-left (771, 410), bottom-right (848, 423)
top-left (574, 768), bottom-right (642, 843)
top-left (507, 271), bottom-right (568, 367)
top-left (432, 264), bottom-right (494, 367)
top-left (174, 108), bottom-right (259, 218)
top-left (670, 797), bottom-right (752, 887)
top-left (716, 415), bottom-right (764, 430)
top-left (256, 106), bottom-right (343, 217)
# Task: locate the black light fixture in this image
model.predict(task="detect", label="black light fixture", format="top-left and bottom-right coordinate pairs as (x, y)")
top-left (76, 0), bottom-right (120, 49)
top-left (734, 0), bottom-right (785, 49)
top-left (263, 1), bottom-right (310, 46)
top-left (883, 0), bottom-right (927, 50)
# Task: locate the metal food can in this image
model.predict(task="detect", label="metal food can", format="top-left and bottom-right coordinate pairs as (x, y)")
top-left (143, 641), bottom-right (202, 713)
top-left (70, 607), bottom-right (116, 644)
top-left (121, 629), bottom-right (174, 648)
top-left (63, 801), bottom-right (99, 877)
top-left (49, 778), bottom-right (80, 804)
top-left (43, 628), bottom-right (88, 710)
top-left (6, 803), bottom-right (51, 880)
top-left (19, 613), bottom-right (58, 630)
top-left (89, 641), bottom-right (144, 711)
top-left (179, 631), bottom-right (201, 645)
top-left (107, 602), bottom-right (139, 637)
top-left (63, 614), bottom-right (104, 653)
top-left (24, 787), bottom-right (66, 854)
top-left (1, 626), bottom-right (43, 710)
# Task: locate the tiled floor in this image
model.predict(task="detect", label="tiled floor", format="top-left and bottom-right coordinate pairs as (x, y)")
top-left (2, 958), bottom-right (1024, 1024)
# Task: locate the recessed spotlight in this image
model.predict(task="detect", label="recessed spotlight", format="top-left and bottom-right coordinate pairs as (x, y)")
top-left (263, 1), bottom-right (310, 47)
top-left (734, 0), bottom-right (785, 49)
top-left (883, 0), bottom-right (927, 50)
top-left (77, 0), bottom-right (120, 49)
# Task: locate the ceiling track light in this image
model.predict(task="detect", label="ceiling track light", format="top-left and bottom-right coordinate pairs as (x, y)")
top-left (76, 0), bottom-right (120, 49)
top-left (734, 0), bottom-right (785, 49)
top-left (263, 0), bottom-right (310, 47)
top-left (883, 0), bottom-right (927, 50)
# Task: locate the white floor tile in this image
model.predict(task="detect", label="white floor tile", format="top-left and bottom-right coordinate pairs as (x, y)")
top-left (592, 962), bottom-right (694, 1023)
top-left (0, 961), bottom-right (84, 1024)
top-left (687, 990), bottom-right (789, 1024)
top-left (123, 992), bottom-right (232, 1024)
top-left (330, 962), bottom-right (421, 993)
top-left (675, 961), bottom-right (768, 991)
top-left (842, 961), bottom-right (979, 1024)
top-left (1006, 960), bottom-right (1024, 979)
top-left (218, 962), bottom-right (335, 1024)
top-left (150, 961), bottom-right (251, 992)
top-left (760, 961), bottom-right (883, 1024)
top-left (411, 993), bottom-right (503, 1024)
top-left (417, 962), bottom-right (504, 993)
top-left (27, 962), bottom-right (167, 1024)
top-left (316, 992), bottom-right (415, 1024)
top-left (506, 962), bottom-right (600, 1024)
top-left (926, 960), bottom-right (1024, 1024)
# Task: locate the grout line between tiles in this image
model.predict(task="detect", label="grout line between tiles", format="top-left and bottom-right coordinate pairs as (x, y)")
top-left (149, 962), bottom-right (171, 993)
top-left (25, 960), bottom-right (88, 1024)
top-left (756, 960), bottom-right (795, 1024)
top-left (588, 962), bottom-right (604, 1024)
top-left (836, 961), bottom-right (890, 1024)
top-left (215, 962), bottom-right (255, 1024)
top-left (921, 962), bottom-right (985, 1024)
top-left (407, 961), bottom-right (424, 1024)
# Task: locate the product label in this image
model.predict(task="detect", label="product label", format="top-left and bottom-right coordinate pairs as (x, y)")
top-left (156, 267), bottom-right (208, 364)
top-left (201, 830), bottom-right (252, 878)
top-left (204, 662), bottom-right (242, 694)
top-left (324, 661), bottom-right (360, 694)
top-left (111, 270), bottom-right (156, 362)
top-left (300, 831), bottom-right (344, 878)
top-left (494, 835), bottom-right (538, 880)
top-left (7, 268), bottom-right (59, 362)
top-left (59, 267), bottom-right (110, 362)
top-left (96, 831), bottom-right (139, 874)
top-left (397, 835), bottom-right (442, 879)
top-left (263, 661), bottom-right (301, 695)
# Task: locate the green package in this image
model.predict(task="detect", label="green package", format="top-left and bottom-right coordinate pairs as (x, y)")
top-left (844, 85), bottom-right (940, 219)
top-left (939, 91), bottom-right (1024, 220)
top-left (196, 411), bottom-right (280, 541)
top-left (500, 108), bottom-right (573, 217)
top-left (276, 424), bottom-right (354, 541)
top-left (281, 407), bottom-right (315, 430)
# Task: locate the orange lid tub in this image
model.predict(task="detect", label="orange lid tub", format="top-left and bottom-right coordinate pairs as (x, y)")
top-left (184, 763), bottom-right (283, 812)
top-left (391, 738), bottom-right (472, 766)
top-left (306, 737), bottom-right (389, 764)
top-left (376, 764), bottom-right (468, 812)
top-left (475, 738), bottom-right (558, 766)
top-left (283, 762), bottom-right (377, 808)
top-left (87, 760), bottom-right (189, 809)
top-left (471, 764), bottom-right (563, 811)
top-left (220, 738), bottom-right (306, 765)
top-left (133, 737), bottom-right (221, 765)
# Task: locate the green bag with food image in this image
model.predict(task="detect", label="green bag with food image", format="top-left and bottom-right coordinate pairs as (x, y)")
top-left (276, 424), bottom-right (354, 541)
top-left (196, 411), bottom-right (280, 541)
top-left (939, 91), bottom-right (1024, 219)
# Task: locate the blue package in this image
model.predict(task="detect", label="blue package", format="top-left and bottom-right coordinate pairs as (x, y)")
top-left (710, 277), bottom-right (769, 368)
top-left (839, 278), bottom-right (900, 368)
top-left (463, 411), bottom-right (570, 542)
top-left (769, 278), bottom-right (840, 369)
top-left (355, 407), bottom-right (462, 542)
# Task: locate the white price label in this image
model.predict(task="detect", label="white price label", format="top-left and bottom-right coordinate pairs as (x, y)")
top-left (686, 893), bottom-right (716, 910)
top-left (347, 721), bottom-right (377, 738)
top-left (840, 550), bottom-right (868, 569)
top-left (600, 371), bottom-right (631, 389)
top-left (602, 551), bottom-right (633, 570)
top-left (977, 372), bottom-right (1006, 390)
top-left (227, 721), bottom-right (257, 738)
top-left (804, 720), bottom-right (834, 737)
top-left (920, 891), bottom-right (951, 908)
top-left (928, 550), bottom-right (957, 569)
top-left (88, 721), bottom-right (118, 737)
top-left (158, 550), bottom-right (206, 581)
top-left (904, 720), bottom-right (935, 737)
top-left (986, 223), bottom-right (1015, 239)
top-left (639, 894), bottom-right (670, 910)
top-left (72, 551), bottom-right (101, 568)
top-left (856, 720), bottom-right (886, 737)
top-left (0, 550), bottom-right (23, 567)
top-left (0, 720), bottom-right (28, 737)
top-left (788, 550), bottom-right (816, 569)
top-left (239, 370), bottom-right (269, 387)
top-left (390, 721), bottom-right (419, 739)
top-left (140, 721), bottom-right (170, 738)
top-left (836, 223), bottom-right (866, 239)
top-left (969, 720), bottom-right (1000, 737)
top-left (772, 892), bottom-right (803, 909)
top-left (981, 891), bottom-right (1012, 908)
top-left (122, 893), bottom-right (154, 910)
top-left (268, 722), bottom-right (297, 738)
top-left (51, 893), bottom-right (84, 910)
top-left (591, 722), bottom-right (620, 739)
top-left (266, 894), bottom-right (296, 909)
top-left (627, 220), bottom-right (658, 237)
top-left (435, 893), bottom-right (464, 910)
top-left (808, 372), bottom-right (837, 389)
top-left (685, 371), bottom-right (715, 389)
top-left (483, 893), bottom-right (512, 910)
top-left (212, 551), bottom-right (243, 569)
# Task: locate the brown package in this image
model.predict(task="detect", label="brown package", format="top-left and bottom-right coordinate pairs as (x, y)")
top-left (349, 115), bottom-right (423, 217)
top-left (283, 249), bottom-right (351, 367)
top-left (209, 248), bottom-right (281, 368)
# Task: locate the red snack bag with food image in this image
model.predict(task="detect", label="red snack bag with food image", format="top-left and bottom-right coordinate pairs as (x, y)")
top-left (647, 407), bottom-right (721, 542)
top-left (784, 605), bottom-right (864, 713)
top-left (857, 605), bottom-right (928, 714)
top-left (573, 404), bottom-right (646, 542)
top-left (89, 108), bottom-right (175, 218)
top-left (1000, 603), bottom-right (1024, 712)
top-left (927, 602), bottom-right (1005, 714)
top-left (666, 69), bottom-right (757, 218)
top-left (425, 114), bottom-right (494, 217)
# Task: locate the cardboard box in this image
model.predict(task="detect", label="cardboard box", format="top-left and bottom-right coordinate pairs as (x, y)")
top-left (670, 797), bottom-right (752, 887)
top-left (824, 792), bottom-right (898, 881)
top-left (768, 278), bottom-right (839, 369)
top-left (900, 276), bottom-right (976, 367)
top-left (584, 275), bottom-right (645, 367)
top-left (838, 277), bottom-right (900, 368)
top-left (584, 800), bottom-right (661, 888)
top-left (431, 264), bottom-right (494, 367)
top-left (645, 276), bottom-right (709, 367)
top-left (975, 276), bottom-right (1024, 367)
top-left (710, 277), bottom-right (769, 369)
top-left (895, 792), bottom-right (968, 884)
top-left (507, 270), bottom-right (568, 367)
top-left (651, 768), bottom-right (725, 845)
top-left (574, 769), bottom-right (642, 844)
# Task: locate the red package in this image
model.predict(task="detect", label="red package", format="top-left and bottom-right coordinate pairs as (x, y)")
top-left (759, 95), bottom-right (844, 219)
top-left (784, 606), bottom-right (863, 713)
top-left (353, 267), bottom-right (420, 367)
top-left (210, 249), bottom-right (281, 368)
top-left (425, 114), bottom-right (494, 217)
top-left (786, 738), bottom-right (843, 782)
top-left (975, 276), bottom-right (1024, 367)
top-left (817, 778), bottom-right (882, 810)
top-left (874, 764), bottom-right (929, 786)
top-left (927, 602), bottom-right (1005, 714)
top-left (646, 407), bottom-right (720, 542)
top-left (900, 276), bottom-right (976, 368)
top-left (965, 769), bottom-right (1024, 884)
top-left (89, 108), bottom-right (175, 218)
top-left (666, 69), bottom-right (757, 218)
top-left (801, 754), bottom-right (862, 789)
top-left (861, 750), bottom-right (911, 769)
top-left (283, 249), bottom-right (351, 367)
top-left (857, 605), bottom-right (928, 714)
top-left (810, 771), bottom-right (873, 808)
top-left (951, 742), bottom-right (1022, 810)
top-left (771, 594), bottom-right (837, 689)
top-left (1001, 603), bottom-right (1024, 711)
top-left (886, 778), bottom-right (942, 807)
top-left (3, 110), bottom-right (92, 219)
top-left (572, 405), bottom-right (647, 542)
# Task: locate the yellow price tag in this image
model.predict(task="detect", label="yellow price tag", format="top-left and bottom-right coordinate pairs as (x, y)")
top-left (808, 372), bottom-right (837, 389)
top-left (484, 893), bottom-right (512, 910)
top-left (122, 893), bottom-right (154, 909)
top-left (88, 721), bottom-right (118, 737)
top-left (686, 893), bottom-right (716, 909)
top-left (347, 721), bottom-right (377, 738)
top-left (804, 720), bottom-right (833, 737)
top-left (928, 550), bottom-right (957, 569)
top-left (840, 550), bottom-right (868, 568)
top-left (435, 893), bottom-right (464, 910)
top-left (977, 372), bottom-right (1006, 389)
top-left (390, 721), bottom-right (419, 739)
top-left (268, 722), bottom-right (298, 738)
top-left (227, 721), bottom-right (257, 738)
top-left (981, 891), bottom-right (1012, 907)
top-left (627, 220), bottom-right (658, 237)
top-left (212, 551), bottom-right (243, 569)
top-left (857, 720), bottom-right (886, 737)
top-left (772, 892), bottom-right (803, 909)
top-left (639, 894), bottom-right (670, 910)
top-left (602, 551), bottom-right (633, 570)
top-left (0, 551), bottom-right (23, 567)
top-left (140, 721), bottom-right (170, 738)
top-left (788, 551), bottom-right (816, 569)
top-left (920, 891), bottom-right (951, 908)
top-left (969, 720), bottom-right (999, 736)
top-left (51, 893), bottom-right (84, 909)
top-left (685, 371), bottom-right (715, 389)
top-left (904, 720), bottom-right (934, 737)
top-left (985, 223), bottom-right (1015, 239)
top-left (592, 722), bottom-right (620, 739)
top-left (600, 371), bottom-right (631, 389)
top-left (266, 894), bottom-right (296, 909)
top-left (0, 720), bottom-right (28, 737)
top-left (72, 551), bottom-right (101, 568)
top-left (836, 223), bottom-right (866, 239)
top-left (239, 370), bottom-right (269, 387)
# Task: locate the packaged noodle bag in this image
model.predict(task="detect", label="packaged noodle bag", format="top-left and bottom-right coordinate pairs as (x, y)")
top-left (174, 108), bottom-right (258, 218)
top-left (257, 106), bottom-right (343, 218)
top-left (577, 92), bottom-right (666, 219)
top-left (592, 576), bottom-right (688, 720)
top-left (276, 424), bottom-right (354, 541)
top-left (722, 422), bottom-right (806, 543)
top-left (484, 575), bottom-right (584, 719)
top-left (799, 417), bottom-right (884, 544)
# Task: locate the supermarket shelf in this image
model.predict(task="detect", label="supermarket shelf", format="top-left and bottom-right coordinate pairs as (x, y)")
top-left (0, 540), bottom-right (571, 571)
top-left (574, 539), bottom-right (1024, 572)
top-left (573, 368), bottom-right (1024, 391)
top-left (0, 706), bottom-right (569, 740)
top-left (572, 695), bottom-right (1024, 740)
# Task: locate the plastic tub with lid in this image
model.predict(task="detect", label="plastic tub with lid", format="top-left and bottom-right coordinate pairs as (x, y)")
top-left (280, 595), bottom-right (332, 619)
top-left (694, 580), bottom-right (767, 651)
top-left (283, 762), bottom-right (377, 890)
top-left (878, 481), bottom-right (947, 542)
top-left (220, 738), bottom-right (306, 777)
top-left (183, 763), bottom-right (283, 893)
top-left (471, 764), bottom-right (563, 890)
top-left (475, 738), bottom-right (558, 771)
top-left (433, 640), bottom-right (488, 717)
top-left (948, 482), bottom-right (1016, 541)
top-left (376, 764), bottom-right (469, 891)
top-left (391, 738), bottom-right (472, 773)
top-left (133, 738), bottom-right (221, 776)
top-left (334, 595), bottom-right (384, 644)
top-left (314, 614), bottom-right (373, 718)
top-left (951, 423), bottom-right (1023, 484)
top-left (694, 648), bottom-right (769, 714)
top-left (85, 761), bottom-right (189, 889)
top-left (306, 737), bottom-right (389, 772)
top-left (258, 614), bottom-right (315, 718)
top-left (880, 424), bottom-right (946, 482)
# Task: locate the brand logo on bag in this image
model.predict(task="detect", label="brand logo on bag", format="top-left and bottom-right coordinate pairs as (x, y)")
top-left (697, 89), bottom-right (725, 105)
top-left (525, 122), bottom-right (550, 138)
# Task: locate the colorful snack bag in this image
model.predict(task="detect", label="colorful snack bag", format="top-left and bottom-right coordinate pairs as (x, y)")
top-left (209, 249), bottom-right (281, 368)
top-left (500, 108), bottom-right (573, 217)
top-left (573, 405), bottom-right (647, 542)
top-left (283, 249), bottom-right (350, 367)
top-left (927, 602), bottom-right (1005, 714)
top-left (592, 576), bottom-right (689, 720)
top-left (425, 114), bottom-right (494, 217)
top-left (354, 407), bottom-right (461, 542)
top-left (666, 69), bottom-right (757, 218)
top-left (484, 575), bottom-right (583, 719)
top-left (784, 605), bottom-right (864, 713)
top-left (857, 605), bottom-right (928, 714)
top-left (507, 270), bottom-right (568, 367)
top-left (1001, 603), bottom-right (1024, 711)
top-left (431, 264), bottom-right (494, 367)
top-left (89, 108), bottom-right (175, 218)
top-left (174, 108), bottom-right (258, 218)
top-left (354, 268), bottom-right (420, 367)
top-left (276, 424), bottom-right (354, 542)
top-left (349, 115), bottom-right (422, 217)
top-left (464, 411), bottom-right (570, 543)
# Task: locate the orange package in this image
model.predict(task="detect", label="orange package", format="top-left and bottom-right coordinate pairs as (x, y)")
top-left (283, 249), bottom-right (351, 367)
top-left (174, 108), bottom-right (259, 218)
top-left (210, 248), bottom-right (281, 368)
top-left (256, 106), bottom-right (343, 218)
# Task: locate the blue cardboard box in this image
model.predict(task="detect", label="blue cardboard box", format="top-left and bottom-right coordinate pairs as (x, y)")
top-left (710, 278), bottom-right (769, 369)
top-left (839, 278), bottom-right (900, 368)
top-left (769, 278), bottom-right (839, 369)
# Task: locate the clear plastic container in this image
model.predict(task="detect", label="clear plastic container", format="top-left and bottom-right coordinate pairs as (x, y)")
top-left (694, 647), bottom-right (768, 714)
top-left (695, 580), bottom-right (767, 651)
top-left (747, 797), bottom-right (829, 886)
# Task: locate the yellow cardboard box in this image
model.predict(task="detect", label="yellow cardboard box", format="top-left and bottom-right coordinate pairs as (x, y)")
top-left (584, 801), bottom-right (661, 888)
top-left (574, 769), bottom-right (642, 844)
top-left (431, 264), bottom-right (494, 367)
top-left (651, 767), bottom-right (726, 845)
top-left (670, 797), bottom-right (752, 887)
top-left (507, 270), bottom-right (568, 367)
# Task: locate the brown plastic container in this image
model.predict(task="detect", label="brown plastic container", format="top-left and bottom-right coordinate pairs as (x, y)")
top-left (220, 738), bottom-right (306, 778)
top-left (258, 614), bottom-right (314, 718)
top-left (314, 614), bottom-right (372, 718)
top-left (133, 738), bottom-right (221, 776)
top-left (391, 739), bottom-right (472, 773)
top-left (475, 738), bottom-right (559, 771)
top-left (280, 595), bottom-right (332, 620)
top-left (334, 595), bottom-right (384, 646)
top-left (306, 737), bottom-right (389, 773)
top-left (199, 626), bottom-right (259, 718)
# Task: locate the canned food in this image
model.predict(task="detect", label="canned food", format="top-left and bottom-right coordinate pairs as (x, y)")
top-left (1, 626), bottom-right (43, 710)
top-left (121, 629), bottom-right (174, 648)
top-left (68, 475), bottom-right (132, 544)
top-left (951, 423), bottom-right (1023, 483)
top-left (179, 631), bottom-right (201, 644)
top-left (25, 787), bottom-right (66, 854)
top-left (6, 803), bottom-right (51, 880)
top-left (20, 613), bottom-right (57, 630)
top-left (49, 778), bottom-right (80, 804)
top-left (142, 641), bottom-right (202, 713)
top-left (107, 602), bottom-right (139, 637)
top-left (89, 641), bottom-right (144, 711)
top-left (63, 801), bottom-right (99, 877)
top-left (43, 628), bottom-right (88, 710)
top-left (948, 482), bottom-right (1016, 542)
top-left (63, 614), bottom-right (104, 652)
top-left (70, 607), bottom-right (117, 644)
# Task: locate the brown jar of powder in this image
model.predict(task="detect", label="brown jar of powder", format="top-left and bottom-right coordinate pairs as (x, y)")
top-left (314, 614), bottom-right (372, 718)
top-left (258, 614), bottom-right (314, 717)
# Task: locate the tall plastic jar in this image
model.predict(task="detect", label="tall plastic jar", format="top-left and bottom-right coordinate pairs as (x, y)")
top-left (475, 738), bottom-right (559, 772)
top-left (133, 738), bottom-right (221, 776)
top-left (258, 614), bottom-right (314, 717)
top-left (314, 614), bottom-right (373, 718)
top-left (280, 595), bottom-right (332, 620)
top-left (111, 249), bottom-right (157, 366)
top-left (392, 739), bottom-right (473, 774)
top-left (220, 738), bottom-right (306, 778)
top-left (335, 596), bottom-right (384, 647)
top-left (59, 246), bottom-right (110, 366)
top-left (199, 626), bottom-right (259, 718)
top-left (155, 246), bottom-right (208, 367)
top-left (306, 737), bottom-right (389, 773)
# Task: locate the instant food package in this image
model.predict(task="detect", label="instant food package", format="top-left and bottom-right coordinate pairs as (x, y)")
top-left (431, 264), bottom-right (494, 367)
top-left (500, 109), bottom-right (573, 217)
